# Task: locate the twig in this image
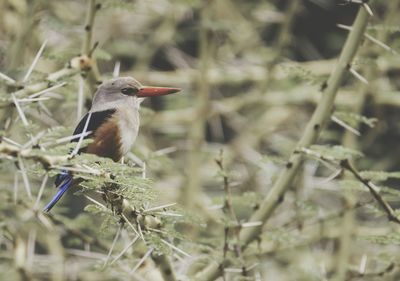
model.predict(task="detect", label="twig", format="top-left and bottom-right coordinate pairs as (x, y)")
top-left (215, 150), bottom-right (246, 278)
top-left (340, 159), bottom-right (400, 224)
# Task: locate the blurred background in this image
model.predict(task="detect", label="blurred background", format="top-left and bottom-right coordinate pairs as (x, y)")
top-left (1, 0), bottom-right (400, 280)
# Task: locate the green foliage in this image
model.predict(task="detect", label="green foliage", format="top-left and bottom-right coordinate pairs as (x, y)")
top-left (359, 171), bottom-right (400, 182)
top-left (308, 144), bottom-right (363, 160)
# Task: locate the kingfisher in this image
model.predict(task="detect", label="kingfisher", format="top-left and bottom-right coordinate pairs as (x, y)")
top-left (43, 77), bottom-right (180, 212)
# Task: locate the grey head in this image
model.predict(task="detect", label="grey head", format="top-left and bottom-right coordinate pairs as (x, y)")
top-left (90, 77), bottom-right (143, 113)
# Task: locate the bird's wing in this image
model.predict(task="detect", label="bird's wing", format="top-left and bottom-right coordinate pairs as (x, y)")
top-left (44, 109), bottom-right (116, 212)
top-left (71, 109), bottom-right (117, 143)
top-left (54, 109), bottom-right (117, 186)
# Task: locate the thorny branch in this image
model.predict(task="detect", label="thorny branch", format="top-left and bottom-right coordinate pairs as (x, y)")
top-left (0, 139), bottom-right (179, 280)
top-left (340, 159), bottom-right (400, 224)
top-left (215, 150), bottom-right (246, 279)
top-left (81, 0), bottom-right (102, 94)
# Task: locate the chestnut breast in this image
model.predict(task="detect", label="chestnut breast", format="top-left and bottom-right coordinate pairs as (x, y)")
top-left (85, 117), bottom-right (123, 162)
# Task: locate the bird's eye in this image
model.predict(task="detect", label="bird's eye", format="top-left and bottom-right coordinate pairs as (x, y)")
top-left (121, 87), bottom-right (138, 96)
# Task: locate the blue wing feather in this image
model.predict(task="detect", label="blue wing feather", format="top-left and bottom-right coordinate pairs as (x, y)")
top-left (43, 176), bottom-right (73, 212)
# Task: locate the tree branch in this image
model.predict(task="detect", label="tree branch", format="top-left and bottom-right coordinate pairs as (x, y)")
top-left (81, 0), bottom-right (102, 94)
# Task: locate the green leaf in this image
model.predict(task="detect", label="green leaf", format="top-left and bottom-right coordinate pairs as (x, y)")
top-left (359, 171), bottom-right (400, 182)
top-left (308, 145), bottom-right (363, 160)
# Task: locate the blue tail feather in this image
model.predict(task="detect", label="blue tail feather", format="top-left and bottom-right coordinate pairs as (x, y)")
top-left (43, 176), bottom-right (73, 212)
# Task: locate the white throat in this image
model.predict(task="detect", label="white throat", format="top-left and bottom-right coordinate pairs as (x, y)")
top-left (116, 97), bottom-right (141, 155)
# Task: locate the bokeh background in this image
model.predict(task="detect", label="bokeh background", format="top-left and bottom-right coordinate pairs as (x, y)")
top-left (1, 0), bottom-right (400, 280)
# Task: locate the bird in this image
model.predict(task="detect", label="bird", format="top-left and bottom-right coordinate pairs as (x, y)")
top-left (43, 77), bottom-right (180, 212)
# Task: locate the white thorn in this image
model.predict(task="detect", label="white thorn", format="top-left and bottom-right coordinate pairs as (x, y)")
top-left (349, 68), bottom-right (369, 85)
top-left (38, 101), bottom-right (53, 117)
top-left (18, 97), bottom-right (51, 102)
top-left (14, 173), bottom-right (19, 204)
top-left (110, 235), bottom-right (139, 264)
top-left (27, 229), bottom-right (37, 270)
top-left (224, 268), bottom-right (243, 273)
top-left (153, 146), bottom-right (177, 156)
top-left (241, 221), bottom-right (263, 228)
top-left (21, 130), bottom-right (46, 149)
top-left (331, 115), bottom-right (361, 136)
top-left (84, 195), bottom-right (107, 209)
top-left (364, 33), bottom-right (398, 54)
top-left (66, 249), bottom-right (106, 259)
top-left (104, 225), bottom-right (122, 267)
top-left (143, 203), bottom-right (177, 212)
top-left (23, 40), bottom-right (48, 83)
top-left (154, 212), bottom-right (183, 217)
top-left (142, 162), bottom-right (146, 179)
top-left (77, 76), bottom-right (85, 122)
top-left (207, 204), bottom-right (224, 210)
top-left (363, 3), bottom-right (373, 16)
top-left (126, 152), bottom-right (144, 167)
top-left (113, 61), bottom-right (121, 78)
top-left (71, 112), bottom-right (92, 156)
top-left (337, 24), bottom-right (352, 31)
top-left (18, 156), bottom-right (32, 198)
top-left (130, 248), bottom-right (153, 274)
top-left (29, 82), bottom-right (67, 99)
top-left (12, 94), bottom-right (29, 127)
top-left (2, 137), bottom-right (21, 147)
top-left (34, 173), bottom-right (48, 210)
top-left (160, 239), bottom-right (191, 258)
top-left (53, 165), bottom-right (99, 175)
top-left (122, 214), bottom-right (143, 241)
top-left (318, 169), bottom-right (342, 185)
top-left (0, 72), bottom-right (16, 84)
top-left (41, 131), bottom-right (92, 147)
top-left (359, 254), bottom-right (368, 274)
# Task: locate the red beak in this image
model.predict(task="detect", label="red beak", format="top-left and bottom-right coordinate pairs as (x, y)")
top-left (137, 86), bottom-right (180, 97)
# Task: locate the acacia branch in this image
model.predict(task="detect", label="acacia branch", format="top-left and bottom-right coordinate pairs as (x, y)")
top-left (194, 4), bottom-right (372, 281)
top-left (341, 159), bottom-right (400, 224)
top-left (81, 0), bottom-right (102, 94)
